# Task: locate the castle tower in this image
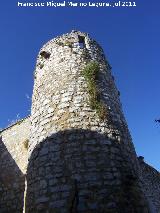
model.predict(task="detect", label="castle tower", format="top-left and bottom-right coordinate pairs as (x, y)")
top-left (26, 31), bottom-right (149, 212)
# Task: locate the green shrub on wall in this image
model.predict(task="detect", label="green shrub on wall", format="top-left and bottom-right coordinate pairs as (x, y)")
top-left (82, 61), bottom-right (107, 120)
top-left (23, 139), bottom-right (29, 150)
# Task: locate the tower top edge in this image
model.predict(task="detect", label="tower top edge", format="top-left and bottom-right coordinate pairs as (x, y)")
top-left (40, 30), bottom-right (98, 51)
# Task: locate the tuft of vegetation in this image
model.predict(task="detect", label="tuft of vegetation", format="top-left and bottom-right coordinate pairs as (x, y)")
top-left (23, 139), bottom-right (29, 150)
top-left (64, 40), bottom-right (72, 48)
top-left (82, 61), bottom-right (107, 120)
top-left (57, 41), bottom-right (64, 46)
top-left (56, 40), bottom-right (72, 48)
top-left (39, 63), bottom-right (44, 69)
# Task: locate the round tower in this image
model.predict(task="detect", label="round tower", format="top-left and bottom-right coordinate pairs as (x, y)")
top-left (26, 31), bottom-right (149, 212)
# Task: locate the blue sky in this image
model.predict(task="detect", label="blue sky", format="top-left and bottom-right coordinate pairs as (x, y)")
top-left (0, 0), bottom-right (160, 170)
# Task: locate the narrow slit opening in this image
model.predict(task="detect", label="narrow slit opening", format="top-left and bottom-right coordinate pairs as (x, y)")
top-left (78, 36), bottom-right (85, 48)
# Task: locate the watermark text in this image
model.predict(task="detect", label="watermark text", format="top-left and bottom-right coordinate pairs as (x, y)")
top-left (17, 1), bottom-right (137, 8)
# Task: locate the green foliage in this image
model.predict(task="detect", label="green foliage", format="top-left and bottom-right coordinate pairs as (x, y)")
top-left (57, 40), bottom-right (72, 48)
top-left (82, 61), bottom-right (99, 80)
top-left (64, 40), bottom-right (72, 48)
top-left (82, 61), bottom-right (106, 120)
top-left (40, 63), bottom-right (44, 69)
top-left (23, 139), bottom-right (29, 150)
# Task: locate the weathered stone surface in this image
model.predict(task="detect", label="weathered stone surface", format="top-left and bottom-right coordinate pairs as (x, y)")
top-left (139, 157), bottom-right (160, 212)
top-left (0, 31), bottom-right (159, 213)
top-left (25, 31), bottom-right (151, 213)
top-left (0, 117), bottom-right (30, 212)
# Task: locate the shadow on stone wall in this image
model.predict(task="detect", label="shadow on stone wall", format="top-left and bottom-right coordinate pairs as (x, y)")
top-left (138, 157), bottom-right (160, 213)
top-left (0, 137), bottom-right (25, 213)
top-left (25, 129), bottom-right (149, 213)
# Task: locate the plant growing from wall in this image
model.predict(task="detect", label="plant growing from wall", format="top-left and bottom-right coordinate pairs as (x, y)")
top-left (57, 40), bottom-right (72, 48)
top-left (23, 139), bottom-right (29, 150)
top-left (57, 41), bottom-right (64, 46)
top-left (82, 61), bottom-right (107, 120)
top-left (39, 63), bottom-right (44, 69)
top-left (64, 40), bottom-right (72, 48)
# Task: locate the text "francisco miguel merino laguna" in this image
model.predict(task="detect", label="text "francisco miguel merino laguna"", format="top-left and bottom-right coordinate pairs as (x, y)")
top-left (17, 1), bottom-right (66, 7)
top-left (17, 1), bottom-right (137, 7)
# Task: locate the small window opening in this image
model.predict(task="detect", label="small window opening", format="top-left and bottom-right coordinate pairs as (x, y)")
top-left (78, 35), bottom-right (85, 48)
top-left (40, 51), bottom-right (51, 59)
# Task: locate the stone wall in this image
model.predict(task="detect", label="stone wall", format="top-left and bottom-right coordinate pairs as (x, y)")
top-left (0, 117), bottom-right (30, 212)
top-left (0, 116), bottom-right (30, 173)
top-left (0, 31), bottom-right (160, 213)
top-left (26, 30), bottom-right (149, 212)
top-left (138, 157), bottom-right (160, 213)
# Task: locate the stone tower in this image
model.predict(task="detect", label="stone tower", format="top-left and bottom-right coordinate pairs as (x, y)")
top-left (26, 31), bottom-right (149, 212)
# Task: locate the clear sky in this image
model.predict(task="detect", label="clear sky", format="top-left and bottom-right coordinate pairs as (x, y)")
top-left (0, 0), bottom-right (159, 170)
